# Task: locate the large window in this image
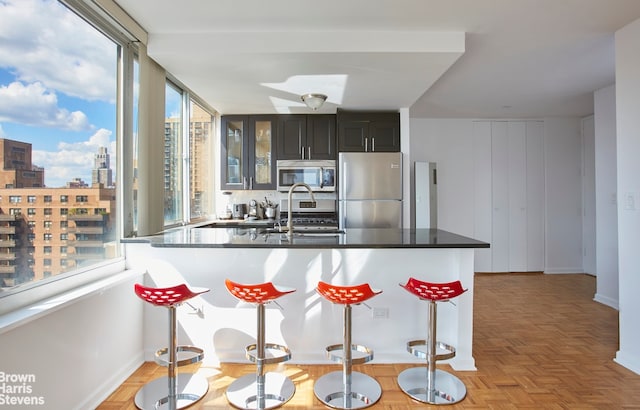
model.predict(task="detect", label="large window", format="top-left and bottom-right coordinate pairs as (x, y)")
top-left (162, 85), bottom-right (215, 226)
top-left (164, 82), bottom-right (184, 226)
top-left (189, 100), bottom-right (213, 219)
top-left (0, 0), bottom-right (213, 306)
top-left (0, 0), bottom-right (123, 294)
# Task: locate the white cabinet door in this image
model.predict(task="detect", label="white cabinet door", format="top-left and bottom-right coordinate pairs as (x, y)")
top-left (526, 121), bottom-right (545, 271)
top-left (491, 120), bottom-right (545, 273)
top-left (508, 122), bottom-right (527, 272)
top-left (491, 122), bottom-right (510, 272)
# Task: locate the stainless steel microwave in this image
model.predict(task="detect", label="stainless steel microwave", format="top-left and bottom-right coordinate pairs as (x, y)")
top-left (276, 160), bottom-right (336, 192)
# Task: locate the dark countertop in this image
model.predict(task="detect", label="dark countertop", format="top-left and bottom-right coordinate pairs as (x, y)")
top-left (123, 226), bottom-right (490, 249)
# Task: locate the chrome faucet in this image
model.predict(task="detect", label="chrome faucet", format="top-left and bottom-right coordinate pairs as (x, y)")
top-left (284, 182), bottom-right (316, 238)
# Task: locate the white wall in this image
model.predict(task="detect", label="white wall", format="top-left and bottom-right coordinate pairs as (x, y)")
top-left (0, 276), bottom-right (144, 409)
top-left (593, 84), bottom-right (619, 309)
top-left (543, 118), bottom-right (584, 273)
top-left (409, 119), bottom-right (476, 238)
top-left (410, 117), bottom-right (583, 274)
top-left (472, 122), bottom-right (492, 271)
top-left (614, 18), bottom-right (640, 375)
top-left (582, 115), bottom-right (596, 276)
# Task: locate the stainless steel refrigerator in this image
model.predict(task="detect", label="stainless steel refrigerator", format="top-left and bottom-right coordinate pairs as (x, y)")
top-left (338, 152), bottom-right (403, 229)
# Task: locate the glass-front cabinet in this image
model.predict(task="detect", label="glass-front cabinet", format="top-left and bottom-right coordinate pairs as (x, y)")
top-left (221, 115), bottom-right (277, 190)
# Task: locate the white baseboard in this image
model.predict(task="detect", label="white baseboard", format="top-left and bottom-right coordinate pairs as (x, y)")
top-left (593, 293), bottom-right (619, 310)
top-left (75, 352), bottom-right (144, 410)
top-left (543, 268), bottom-right (584, 274)
top-left (614, 350), bottom-right (640, 376)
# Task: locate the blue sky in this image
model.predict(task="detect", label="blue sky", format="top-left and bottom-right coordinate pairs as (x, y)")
top-left (0, 0), bottom-right (117, 188)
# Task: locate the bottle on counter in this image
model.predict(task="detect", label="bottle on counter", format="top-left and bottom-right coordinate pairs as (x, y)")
top-left (221, 191), bottom-right (233, 219)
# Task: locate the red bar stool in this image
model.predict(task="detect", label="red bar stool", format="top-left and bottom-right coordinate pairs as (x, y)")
top-left (225, 279), bottom-right (296, 410)
top-left (133, 283), bottom-right (210, 410)
top-left (314, 281), bottom-right (382, 409)
top-left (398, 278), bottom-right (467, 405)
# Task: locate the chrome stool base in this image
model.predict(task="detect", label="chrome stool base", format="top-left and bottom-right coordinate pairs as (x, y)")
top-left (134, 373), bottom-right (209, 410)
top-left (397, 367), bottom-right (466, 405)
top-left (314, 371), bottom-right (381, 409)
top-left (226, 372), bottom-right (295, 410)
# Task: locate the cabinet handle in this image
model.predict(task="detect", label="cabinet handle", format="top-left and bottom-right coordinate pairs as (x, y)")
top-left (372, 137), bottom-right (375, 152)
top-left (243, 177), bottom-right (248, 190)
top-left (301, 146), bottom-right (305, 159)
top-left (250, 177), bottom-right (254, 190)
top-left (307, 146), bottom-right (311, 160)
top-left (365, 137), bottom-right (368, 152)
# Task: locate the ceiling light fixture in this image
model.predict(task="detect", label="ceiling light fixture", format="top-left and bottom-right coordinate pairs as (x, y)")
top-left (301, 93), bottom-right (327, 110)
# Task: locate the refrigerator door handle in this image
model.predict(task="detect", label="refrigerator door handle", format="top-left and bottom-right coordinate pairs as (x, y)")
top-left (340, 161), bottom-right (347, 197)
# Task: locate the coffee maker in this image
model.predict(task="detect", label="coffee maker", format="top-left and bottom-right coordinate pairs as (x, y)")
top-left (248, 199), bottom-right (259, 219)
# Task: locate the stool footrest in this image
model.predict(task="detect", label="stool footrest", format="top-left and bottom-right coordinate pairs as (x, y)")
top-left (314, 370), bottom-right (382, 409)
top-left (407, 339), bottom-right (456, 361)
top-left (326, 344), bottom-right (374, 365)
top-left (154, 345), bottom-right (204, 367)
top-left (134, 373), bottom-right (209, 410)
top-left (245, 343), bottom-right (292, 365)
top-left (226, 372), bottom-right (295, 410)
top-left (397, 367), bottom-right (466, 405)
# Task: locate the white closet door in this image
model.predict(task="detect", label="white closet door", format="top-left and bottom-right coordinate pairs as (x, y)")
top-left (526, 121), bottom-right (545, 271)
top-left (508, 122), bottom-right (527, 271)
top-left (491, 122), bottom-right (509, 272)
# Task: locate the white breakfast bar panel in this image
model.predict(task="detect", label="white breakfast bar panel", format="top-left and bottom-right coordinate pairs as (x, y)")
top-left (124, 231), bottom-right (482, 371)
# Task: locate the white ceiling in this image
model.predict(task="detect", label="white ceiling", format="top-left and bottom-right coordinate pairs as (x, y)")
top-left (113, 0), bottom-right (640, 118)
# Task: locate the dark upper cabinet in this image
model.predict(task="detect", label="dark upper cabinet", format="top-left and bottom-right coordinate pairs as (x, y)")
top-left (277, 114), bottom-right (336, 160)
top-left (337, 110), bottom-right (400, 152)
top-left (221, 115), bottom-right (277, 190)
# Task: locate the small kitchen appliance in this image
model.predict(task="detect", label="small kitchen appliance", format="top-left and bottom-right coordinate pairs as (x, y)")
top-left (232, 203), bottom-right (246, 219)
top-left (277, 159), bottom-right (336, 192)
top-left (248, 199), bottom-right (259, 219)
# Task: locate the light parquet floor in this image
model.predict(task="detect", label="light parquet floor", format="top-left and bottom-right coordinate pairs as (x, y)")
top-left (98, 273), bottom-right (640, 409)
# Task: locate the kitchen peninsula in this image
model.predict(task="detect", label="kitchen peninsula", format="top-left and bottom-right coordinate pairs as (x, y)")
top-left (123, 227), bottom-right (488, 371)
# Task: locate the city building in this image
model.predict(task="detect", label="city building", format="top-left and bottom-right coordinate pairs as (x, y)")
top-left (164, 103), bottom-right (211, 219)
top-left (0, 140), bottom-right (116, 287)
top-left (92, 146), bottom-right (113, 187)
top-left (0, 139), bottom-right (44, 189)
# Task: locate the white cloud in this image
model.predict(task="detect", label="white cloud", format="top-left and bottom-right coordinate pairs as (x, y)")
top-left (32, 128), bottom-right (115, 187)
top-left (0, 81), bottom-right (92, 130)
top-left (0, 124), bottom-right (5, 138)
top-left (0, 0), bottom-right (116, 103)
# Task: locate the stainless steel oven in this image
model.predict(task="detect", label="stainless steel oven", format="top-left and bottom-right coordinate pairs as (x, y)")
top-left (279, 198), bottom-right (339, 231)
top-left (276, 160), bottom-right (336, 192)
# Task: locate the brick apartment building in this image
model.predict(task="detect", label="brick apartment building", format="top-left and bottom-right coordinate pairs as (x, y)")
top-left (0, 139), bottom-right (116, 288)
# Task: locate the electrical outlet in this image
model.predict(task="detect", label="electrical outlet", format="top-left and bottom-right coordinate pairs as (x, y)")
top-left (372, 307), bottom-right (389, 319)
top-left (624, 192), bottom-right (638, 211)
